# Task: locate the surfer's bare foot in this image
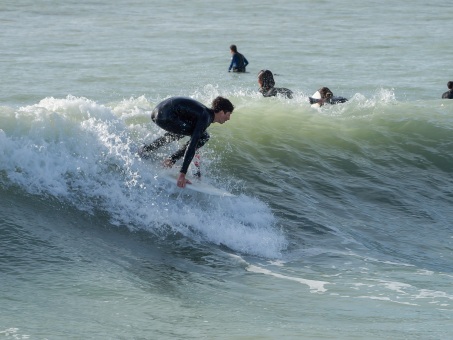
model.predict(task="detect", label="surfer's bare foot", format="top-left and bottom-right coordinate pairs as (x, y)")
top-left (162, 159), bottom-right (174, 168)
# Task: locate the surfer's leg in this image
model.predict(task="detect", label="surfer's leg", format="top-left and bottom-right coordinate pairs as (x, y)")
top-left (193, 153), bottom-right (201, 178)
top-left (166, 132), bottom-right (210, 174)
top-left (139, 132), bottom-right (183, 158)
top-left (167, 144), bottom-right (186, 165)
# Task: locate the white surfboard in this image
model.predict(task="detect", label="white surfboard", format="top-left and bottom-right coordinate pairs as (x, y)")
top-left (160, 171), bottom-right (235, 197)
top-left (310, 91), bottom-right (322, 108)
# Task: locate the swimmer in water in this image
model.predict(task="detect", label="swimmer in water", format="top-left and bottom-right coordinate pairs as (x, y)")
top-left (442, 81), bottom-right (453, 99)
top-left (228, 44), bottom-right (249, 73)
top-left (258, 69), bottom-right (293, 99)
top-left (309, 87), bottom-right (348, 106)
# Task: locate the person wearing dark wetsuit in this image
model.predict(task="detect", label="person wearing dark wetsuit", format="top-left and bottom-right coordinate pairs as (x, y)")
top-left (139, 96), bottom-right (234, 188)
top-left (228, 44), bottom-right (249, 73)
top-left (309, 87), bottom-right (348, 106)
top-left (442, 81), bottom-right (453, 99)
top-left (258, 69), bottom-right (293, 99)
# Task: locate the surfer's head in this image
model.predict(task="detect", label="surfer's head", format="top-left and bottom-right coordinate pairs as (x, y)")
top-left (448, 81), bottom-right (453, 90)
top-left (318, 87), bottom-right (333, 99)
top-left (211, 96), bottom-right (234, 124)
top-left (230, 44), bottom-right (238, 53)
top-left (211, 96), bottom-right (234, 114)
top-left (258, 70), bottom-right (275, 90)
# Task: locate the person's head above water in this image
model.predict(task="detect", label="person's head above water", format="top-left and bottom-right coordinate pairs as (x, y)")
top-left (447, 81), bottom-right (453, 90)
top-left (258, 70), bottom-right (275, 90)
top-left (318, 87), bottom-right (333, 99)
top-left (230, 44), bottom-right (238, 53)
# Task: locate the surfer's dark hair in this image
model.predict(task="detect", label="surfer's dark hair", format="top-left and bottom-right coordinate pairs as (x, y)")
top-left (230, 44), bottom-right (238, 53)
top-left (212, 96), bottom-right (234, 113)
top-left (258, 70), bottom-right (275, 90)
top-left (318, 87), bottom-right (333, 99)
top-left (448, 81), bottom-right (453, 90)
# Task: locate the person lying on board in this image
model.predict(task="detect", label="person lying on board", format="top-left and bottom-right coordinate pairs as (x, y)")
top-left (139, 96), bottom-right (235, 188)
top-left (258, 69), bottom-right (293, 99)
top-left (309, 87), bottom-right (348, 107)
top-left (442, 81), bottom-right (453, 99)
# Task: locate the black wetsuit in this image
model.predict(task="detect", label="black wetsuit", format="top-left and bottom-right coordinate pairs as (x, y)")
top-left (326, 96), bottom-right (348, 104)
top-left (260, 87), bottom-right (293, 99)
top-left (309, 96), bottom-right (348, 105)
top-left (442, 90), bottom-right (453, 99)
top-left (142, 97), bottom-right (214, 174)
top-left (229, 52), bottom-right (249, 72)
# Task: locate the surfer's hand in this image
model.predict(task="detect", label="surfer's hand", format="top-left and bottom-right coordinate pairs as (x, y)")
top-left (177, 173), bottom-right (191, 188)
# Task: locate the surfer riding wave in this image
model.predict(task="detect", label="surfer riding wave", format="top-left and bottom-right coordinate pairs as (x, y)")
top-left (139, 96), bottom-right (235, 188)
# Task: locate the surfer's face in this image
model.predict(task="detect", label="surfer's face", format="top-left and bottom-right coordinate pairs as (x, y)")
top-left (219, 111), bottom-right (231, 124)
top-left (213, 110), bottom-right (232, 124)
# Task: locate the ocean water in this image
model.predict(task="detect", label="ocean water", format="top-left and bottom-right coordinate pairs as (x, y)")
top-left (1, 0), bottom-right (453, 339)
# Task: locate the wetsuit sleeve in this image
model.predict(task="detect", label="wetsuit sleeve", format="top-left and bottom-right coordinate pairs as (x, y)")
top-left (262, 88), bottom-right (277, 97)
top-left (243, 56), bottom-right (249, 67)
top-left (280, 88), bottom-right (293, 99)
top-left (228, 57), bottom-right (234, 71)
top-left (179, 113), bottom-right (211, 174)
top-left (328, 96), bottom-right (348, 104)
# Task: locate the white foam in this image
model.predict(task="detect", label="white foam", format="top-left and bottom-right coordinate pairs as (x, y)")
top-left (246, 264), bottom-right (329, 293)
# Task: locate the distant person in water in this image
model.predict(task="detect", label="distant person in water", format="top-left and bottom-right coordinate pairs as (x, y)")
top-left (139, 96), bottom-right (235, 188)
top-left (257, 69), bottom-right (293, 99)
top-left (441, 81), bottom-right (453, 99)
top-left (309, 87), bottom-right (348, 107)
top-left (228, 44), bottom-right (249, 73)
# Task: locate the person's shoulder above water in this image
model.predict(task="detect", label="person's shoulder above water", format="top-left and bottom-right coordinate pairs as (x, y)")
top-left (261, 87), bottom-right (293, 99)
top-left (442, 81), bottom-right (453, 99)
top-left (442, 91), bottom-right (453, 99)
top-left (309, 87), bottom-right (348, 107)
top-left (257, 69), bottom-right (293, 99)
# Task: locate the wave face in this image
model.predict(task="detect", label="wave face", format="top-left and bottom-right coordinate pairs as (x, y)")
top-left (0, 95), bottom-right (287, 258)
top-left (1, 92), bottom-right (452, 264)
